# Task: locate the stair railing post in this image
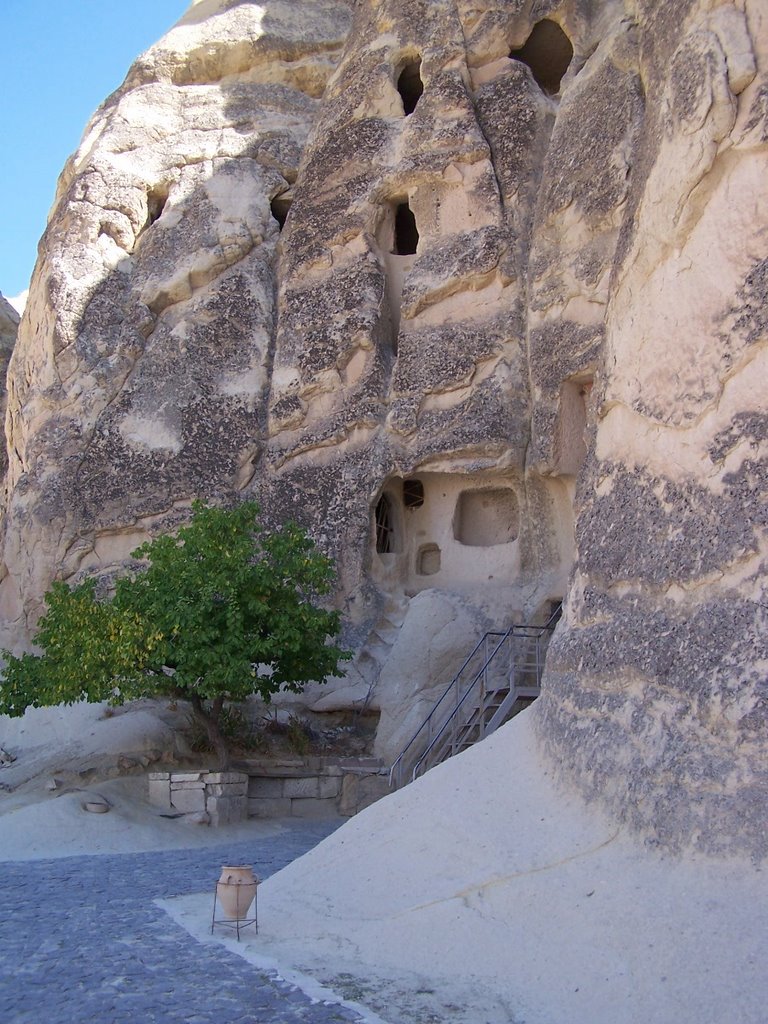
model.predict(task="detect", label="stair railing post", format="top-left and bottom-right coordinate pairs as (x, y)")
top-left (507, 632), bottom-right (513, 695)
top-left (535, 630), bottom-right (543, 686)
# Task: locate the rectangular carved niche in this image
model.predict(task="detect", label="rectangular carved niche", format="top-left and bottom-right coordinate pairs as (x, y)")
top-left (555, 376), bottom-right (593, 476)
top-left (453, 488), bottom-right (519, 547)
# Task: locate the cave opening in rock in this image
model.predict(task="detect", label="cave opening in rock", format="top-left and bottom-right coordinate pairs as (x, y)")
top-left (510, 19), bottom-right (573, 95)
top-left (146, 184), bottom-right (169, 228)
top-left (547, 599), bottom-right (563, 625)
top-left (397, 57), bottom-right (424, 115)
top-left (403, 478), bottom-right (425, 509)
top-left (270, 195), bottom-right (293, 231)
top-left (394, 202), bottom-right (419, 255)
top-left (375, 493), bottom-right (398, 554)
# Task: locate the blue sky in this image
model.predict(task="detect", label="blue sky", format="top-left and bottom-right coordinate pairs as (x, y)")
top-left (1, 0), bottom-right (190, 300)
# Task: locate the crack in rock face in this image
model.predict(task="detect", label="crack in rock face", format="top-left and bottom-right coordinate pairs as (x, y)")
top-left (1, 0), bottom-right (766, 859)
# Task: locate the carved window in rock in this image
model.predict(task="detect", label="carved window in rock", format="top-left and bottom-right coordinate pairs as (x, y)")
top-left (397, 57), bottom-right (424, 115)
top-left (403, 478), bottom-right (425, 509)
top-left (375, 493), bottom-right (399, 554)
top-left (510, 19), bottom-right (573, 95)
top-left (453, 488), bottom-right (520, 547)
top-left (270, 194), bottom-right (293, 231)
top-left (393, 202), bottom-right (419, 255)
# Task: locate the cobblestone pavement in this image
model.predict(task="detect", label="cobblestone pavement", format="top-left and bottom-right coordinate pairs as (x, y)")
top-left (0, 821), bottom-right (366, 1024)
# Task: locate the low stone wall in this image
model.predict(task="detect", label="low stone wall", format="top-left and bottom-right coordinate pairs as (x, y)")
top-left (148, 770), bottom-right (248, 826)
top-left (148, 758), bottom-right (389, 825)
top-left (243, 757), bottom-right (388, 819)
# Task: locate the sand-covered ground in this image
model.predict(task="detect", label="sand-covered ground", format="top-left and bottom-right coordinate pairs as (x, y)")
top-left (0, 699), bottom-right (285, 858)
top-left (2, 702), bottom-right (766, 1024)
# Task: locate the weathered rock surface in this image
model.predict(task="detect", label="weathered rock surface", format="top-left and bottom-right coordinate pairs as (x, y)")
top-left (536, 0), bottom-right (768, 860)
top-left (0, 0), bottom-right (766, 858)
top-left (0, 294), bottom-right (18, 356)
top-left (0, 293), bottom-right (19, 477)
top-left (0, 0), bottom-right (353, 640)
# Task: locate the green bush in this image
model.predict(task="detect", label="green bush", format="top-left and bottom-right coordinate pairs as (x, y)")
top-left (0, 501), bottom-right (350, 766)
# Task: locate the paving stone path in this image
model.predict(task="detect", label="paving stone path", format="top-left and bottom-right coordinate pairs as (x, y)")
top-left (0, 821), bottom-right (365, 1024)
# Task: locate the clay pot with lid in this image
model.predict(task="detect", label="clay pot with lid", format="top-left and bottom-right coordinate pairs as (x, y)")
top-left (216, 865), bottom-right (258, 920)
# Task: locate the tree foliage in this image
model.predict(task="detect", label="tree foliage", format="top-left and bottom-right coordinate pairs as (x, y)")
top-left (0, 501), bottom-right (350, 765)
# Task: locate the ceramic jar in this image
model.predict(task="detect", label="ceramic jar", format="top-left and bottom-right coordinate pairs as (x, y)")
top-left (216, 865), bottom-right (258, 920)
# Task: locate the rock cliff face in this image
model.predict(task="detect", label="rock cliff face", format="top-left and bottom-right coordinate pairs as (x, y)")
top-left (0, 294), bottom-right (18, 385)
top-left (0, 294), bottom-right (20, 475)
top-left (0, 0), bottom-right (353, 639)
top-left (1, 0), bottom-right (766, 858)
top-left (536, 0), bottom-right (768, 860)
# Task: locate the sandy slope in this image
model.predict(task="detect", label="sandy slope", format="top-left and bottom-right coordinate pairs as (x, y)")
top-left (0, 700), bottom-right (286, 858)
top-left (2, 702), bottom-right (766, 1023)
top-left (170, 713), bottom-right (767, 1024)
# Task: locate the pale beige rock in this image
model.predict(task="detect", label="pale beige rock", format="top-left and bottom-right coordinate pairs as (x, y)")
top-left (373, 589), bottom-right (495, 762)
top-left (0, 0), bottom-right (352, 646)
top-left (0, 294), bottom-right (18, 356)
top-left (0, 0), bottom-right (765, 860)
top-left (0, 294), bottom-right (19, 471)
top-left (536, 0), bottom-right (768, 859)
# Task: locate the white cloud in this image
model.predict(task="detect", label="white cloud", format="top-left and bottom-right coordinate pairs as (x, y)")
top-left (8, 290), bottom-right (28, 315)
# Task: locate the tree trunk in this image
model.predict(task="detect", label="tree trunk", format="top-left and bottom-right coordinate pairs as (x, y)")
top-left (189, 693), bottom-right (231, 770)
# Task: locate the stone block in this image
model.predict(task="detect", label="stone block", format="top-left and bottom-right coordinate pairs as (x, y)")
top-left (170, 788), bottom-right (206, 813)
top-left (339, 773), bottom-right (389, 816)
top-left (283, 777), bottom-right (319, 799)
top-left (170, 772), bottom-right (203, 782)
top-left (207, 795), bottom-right (247, 827)
top-left (203, 772), bottom-right (248, 785)
top-left (355, 775), bottom-right (390, 813)
top-left (148, 772), bottom-right (170, 781)
top-left (206, 782), bottom-right (248, 797)
top-left (148, 778), bottom-right (172, 809)
top-left (248, 777), bottom-right (285, 799)
top-left (317, 776), bottom-right (342, 799)
top-left (290, 797), bottom-right (338, 820)
top-left (171, 780), bottom-right (205, 790)
top-left (248, 797), bottom-right (292, 818)
top-left (338, 774), bottom-right (359, 817)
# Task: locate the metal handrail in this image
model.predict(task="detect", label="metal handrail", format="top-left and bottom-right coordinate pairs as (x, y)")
top-left (410, 624), bottom-right (550, 781)
top-left (389, 608), bottom-right (560, 789)
top-left (388, 630), bottom-right (504, 789)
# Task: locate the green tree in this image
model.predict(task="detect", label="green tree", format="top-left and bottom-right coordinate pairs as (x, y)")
top-left (0, 501), bottom-right (350, 767)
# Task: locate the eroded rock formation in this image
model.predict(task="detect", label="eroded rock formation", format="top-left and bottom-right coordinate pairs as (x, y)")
top-left (0, 0), bottom-right (352, 638)
top-left (537, 0), bottom-right (768, 859)
top-left (1, 0), bottom-right (766, 857)
top-left (0, 294), bottom-right (20, 477)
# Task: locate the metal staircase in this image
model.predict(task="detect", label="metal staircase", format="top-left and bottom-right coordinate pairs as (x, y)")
top-left (389, 607), bottom-right (560, 789)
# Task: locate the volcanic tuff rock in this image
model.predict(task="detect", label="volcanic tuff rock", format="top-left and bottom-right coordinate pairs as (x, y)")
top-left (1, 0), bottom-right (766, 858)
top-left (0, 294), bottom-right (18, 372)
top-left (0, 294), bottom-right (18, 350)
top-left (0, 294), bottom-right (19, 476)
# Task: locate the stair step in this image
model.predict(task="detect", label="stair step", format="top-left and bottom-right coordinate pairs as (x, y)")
top-left (390, 617), bottom-right (555, 788)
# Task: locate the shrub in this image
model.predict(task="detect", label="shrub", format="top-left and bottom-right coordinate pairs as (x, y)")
top-left (0, 501), bottom-right (350, 767)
